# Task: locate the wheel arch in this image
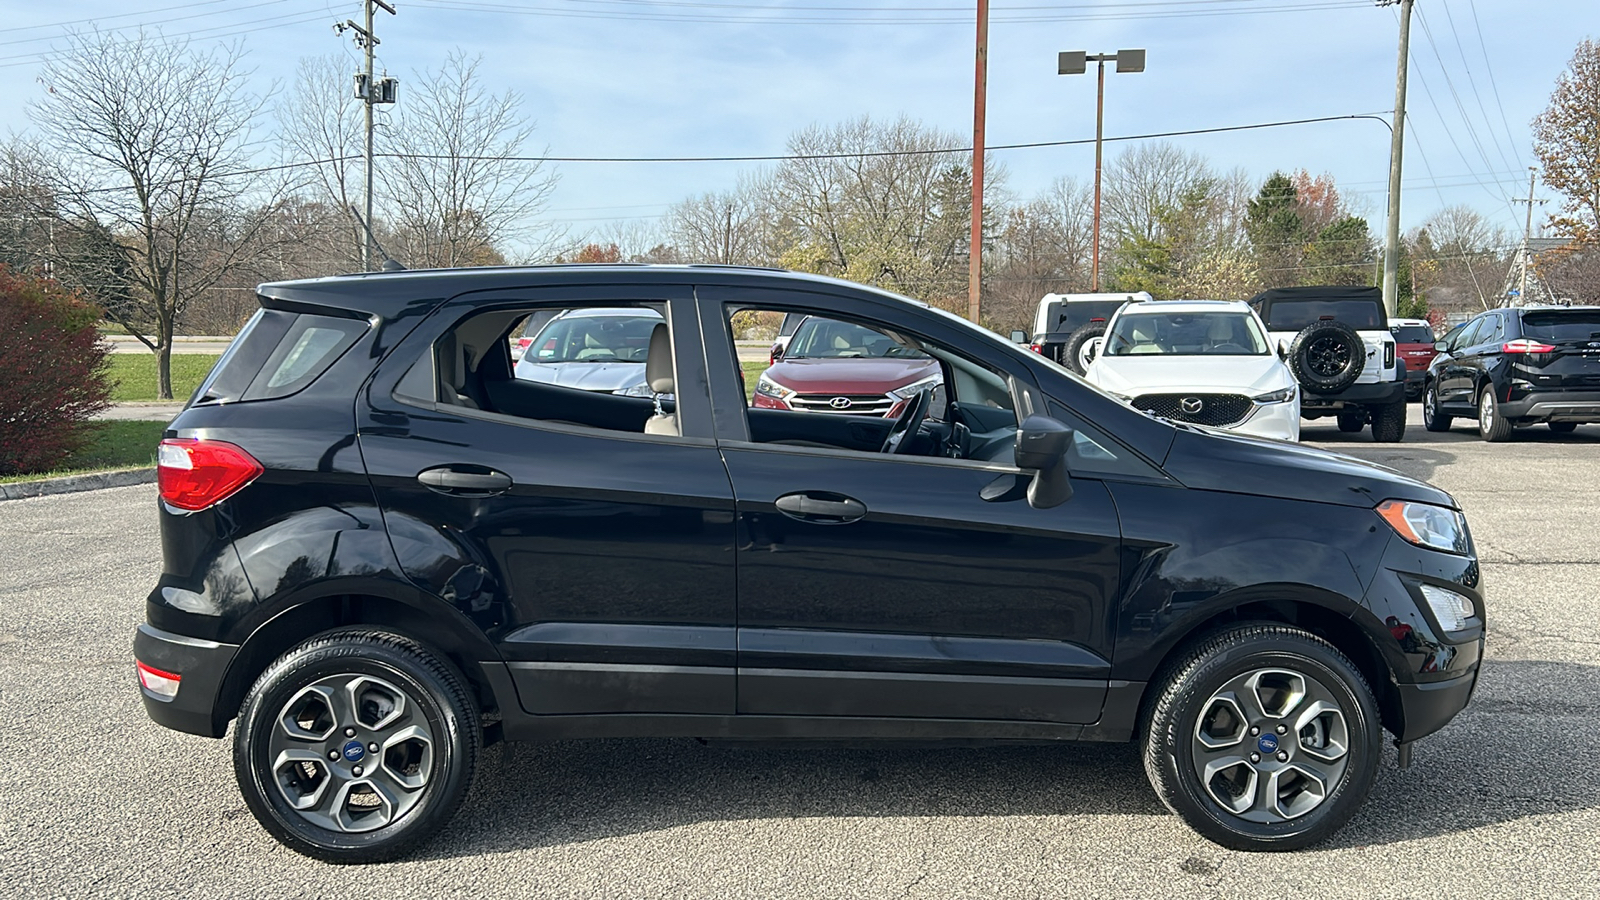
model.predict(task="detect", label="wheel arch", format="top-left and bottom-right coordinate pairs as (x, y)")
top-left (213, 589), bottom-right (504, 736)
top-left (1135, 592), bottom-right (1404, 743)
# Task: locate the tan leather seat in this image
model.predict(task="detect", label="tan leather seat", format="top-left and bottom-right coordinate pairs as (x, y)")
top-left (643, 323), bottom-right (678, 436)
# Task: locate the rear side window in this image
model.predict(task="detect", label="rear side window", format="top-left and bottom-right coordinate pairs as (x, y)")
top-left (1391, 324), bottom-right (1435, 344)
top-left (1521, 310), bottom-right (1600, 342)
top-left (1262, 300), bottom-right (1385, 331)
top-left (1058, 301), bottom-right (1127, 333)
top-left (193, 309), bottom-right (367, 405)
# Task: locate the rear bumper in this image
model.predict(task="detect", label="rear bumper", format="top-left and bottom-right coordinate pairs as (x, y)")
top-left (1301, 378), bottom-right (1406, 412)
top-left (1500, 389), bottom-right (1600, 423)
top-left (134, 623), bottom-right (237, 738)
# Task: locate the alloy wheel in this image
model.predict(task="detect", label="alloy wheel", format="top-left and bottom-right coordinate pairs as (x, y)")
top-left (266, 673), bottom-right (435, 834)
top-left (1306, 337), bottom-right (1352, 378)
top-left (1190, 667), bottom-right (1351, 824)
top-left (1479, 390), bottom-right (1493, 433)
top-left (1077, 336), bottom-right (1103, 372)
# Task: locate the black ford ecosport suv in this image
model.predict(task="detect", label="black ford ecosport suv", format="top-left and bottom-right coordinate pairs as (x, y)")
top-left (135, 266), bottom-right (1484, 861)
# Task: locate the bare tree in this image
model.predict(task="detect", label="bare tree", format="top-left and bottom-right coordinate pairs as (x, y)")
top-left (1533, 38), bottom-right (1600, 241)
top-left (1102, 141), bottom-right (1213, 245)
top-left (1414, 205), bottom-right (1511, 311)
top-left (30, 29), bottom-right (291, 398)
top-left (384, 50), bottom-right (558, 268)
top-left (0, 138), bottom-right (58, 274)
top-left (986, 177), bottom-right (1094, 329)
top-left (668, 174), bottom-right (775, 265)
top-left (277, 55), bottom-right (365, 270)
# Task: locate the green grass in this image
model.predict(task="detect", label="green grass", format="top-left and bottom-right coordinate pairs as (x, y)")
top-left (742, 361), bottom-right (766, 403)
top-left (106, 354), bottom-right (220, 402)
top-left (0, 420), bottom-right (167, 484)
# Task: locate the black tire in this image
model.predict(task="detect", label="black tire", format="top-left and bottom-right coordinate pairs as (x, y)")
top-left (1422, 381), bottom-right (1452, 432)
top-left (1142, 624), bottom-right (1381, 852)
top-left (1549, 421), bottom-right (1578, 434)
top-left (1335, 412), bottom-right (1365, 433)
top-left (1287, 321), bottom-right (1364, 394)
top-left (1477, 385), bottom-right (1512, 443)
top-left (233, 629), bottom-right (480, 864)
top-left (1063, 321), bottom-right (1108, 375)
top-left (1369, 400), bottom-right (1406, 443)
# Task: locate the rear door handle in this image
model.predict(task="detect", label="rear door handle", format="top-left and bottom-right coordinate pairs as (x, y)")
top-left (418, 466), bottom-right (513, 497)
top-left (774, 492), bottom-right (867, 524)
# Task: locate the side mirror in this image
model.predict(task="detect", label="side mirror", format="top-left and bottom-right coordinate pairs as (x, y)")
top-left (1433, 341), bottom-right (1449, 353)
top-left (1016, 415), bottom-right (1073, 509)
top-left (1009, 330), bottom-right (1028, 344)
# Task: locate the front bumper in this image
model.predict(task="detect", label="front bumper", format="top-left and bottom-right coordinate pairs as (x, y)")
top-left (1231, 401), bottom-right (1301, 442)
top-left (134, 623), bottom-right (238, 738)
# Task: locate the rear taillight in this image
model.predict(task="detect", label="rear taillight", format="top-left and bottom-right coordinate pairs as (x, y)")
top-left (1029, 343), bottom-right (1044, 354)
top-left (1501, 339), bottom-right (1556, 354)
top-left (516, 337), bottom-right (532, 350)
top-left (157, 438), bottom-right (263, 511)
top-left (1384, 342), bottom-right (1394, 367)
top-left (136, 660), bottom-right (181, 700)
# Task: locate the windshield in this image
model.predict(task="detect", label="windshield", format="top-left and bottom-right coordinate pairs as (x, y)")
top-left (1103, 312), bottom-right (1269, 357)
top-left (527, 312), bottom-right (661, 363)
top-left (785, 318), bottom-right (930, 359)
top-left (1521, 310), bottom-right (1600, 342)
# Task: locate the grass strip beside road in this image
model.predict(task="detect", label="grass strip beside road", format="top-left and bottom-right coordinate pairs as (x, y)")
top-left (107, 354), bottom-right (220, 403)
top-left (0, 420), bottom-right (167, 484)
top-left (741, 361), bottom-right (765, 403)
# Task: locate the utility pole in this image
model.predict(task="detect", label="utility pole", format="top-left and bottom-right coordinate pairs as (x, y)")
top-left (1378, 0), bottom-right (1414, 318)
top-left (1513, 166), bottom-right (1545, 306)
top-left (967, 0), bottom-right (990, 323)
top-left (336, 0), bottom-right (397, 272)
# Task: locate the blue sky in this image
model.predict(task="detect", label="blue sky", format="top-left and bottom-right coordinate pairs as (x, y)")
top-left (0, 0), bottom-right (1589, 243)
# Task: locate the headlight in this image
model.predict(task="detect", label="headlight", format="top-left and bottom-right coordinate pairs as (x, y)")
top-left (889, 375), bottom-right (942, 400)
top-left (1253, 386), bottom-right (1296, 404)
top-left (613, 383), bottom-right (654, 398)
top-left (1375, 499), bottom-right (1470, 555)
top-left (755, 374), bottom-right (794, 400)
top-left (1417, 583), bottom-right (1479, 633)
top-left (1107, 391), bottom-right (1133, 403)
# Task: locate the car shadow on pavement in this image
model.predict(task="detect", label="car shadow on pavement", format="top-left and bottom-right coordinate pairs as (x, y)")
top-left (418, 658), bottom-right (1600, 859)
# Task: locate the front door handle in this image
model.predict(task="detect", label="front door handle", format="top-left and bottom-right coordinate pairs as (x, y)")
top-left (774, 492), bottom-right (867, 524)
top-left (418, 466), bottom-right (513, 497)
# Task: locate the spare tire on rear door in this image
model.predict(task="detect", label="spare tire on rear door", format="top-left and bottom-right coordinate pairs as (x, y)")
top-left (1287, 320), bottom-right (1364, 394)
top-left (1063, 321), bottom-right (1108, 375)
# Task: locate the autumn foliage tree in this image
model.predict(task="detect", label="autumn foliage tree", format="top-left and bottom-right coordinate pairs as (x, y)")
top-left (1534, 38), bottom-right (1600, 242)
top-left (0, 268), bottom-right (112, 475)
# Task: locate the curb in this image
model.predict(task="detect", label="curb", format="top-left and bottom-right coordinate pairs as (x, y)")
top-left (0, 468), bottom-right (157, 502)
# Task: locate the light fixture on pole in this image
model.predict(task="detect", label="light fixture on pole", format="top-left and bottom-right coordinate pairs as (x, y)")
top-left (1058, 48), bottom-right (1145, 292)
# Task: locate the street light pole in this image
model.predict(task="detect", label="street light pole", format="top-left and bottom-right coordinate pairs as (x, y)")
top-left (1060, 49), bottom-right (1144, 293)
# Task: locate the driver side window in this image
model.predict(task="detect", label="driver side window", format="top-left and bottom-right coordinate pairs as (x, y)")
top-left (725, 305), bottom-right (1018, 464)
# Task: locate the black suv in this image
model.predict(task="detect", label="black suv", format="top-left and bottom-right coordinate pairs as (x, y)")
top-left (135, 266), bottom-right (1483, 861)
top-left (1422, 305), bottom-right (1600, 441)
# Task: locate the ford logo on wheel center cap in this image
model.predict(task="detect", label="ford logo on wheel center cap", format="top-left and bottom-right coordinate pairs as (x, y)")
top-left (1258, 734), bottom-right (1280, 754)
top-left (342, 739), bottom-right (366, 762)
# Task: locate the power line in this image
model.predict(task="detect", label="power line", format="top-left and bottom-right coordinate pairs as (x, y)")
top-left (1465, 0), bottom-right (1523, 171)
top-left (0, 5), bottom-right (329, 69)
top-left (1435, 0), bottom-right (1519, 177)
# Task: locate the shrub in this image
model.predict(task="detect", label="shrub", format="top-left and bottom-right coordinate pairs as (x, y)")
top-left (0, 267), bottom-right (114, 475)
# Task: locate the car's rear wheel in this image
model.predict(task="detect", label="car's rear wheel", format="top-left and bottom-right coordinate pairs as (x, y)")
top-left (1143, 624), bottom-right (1381, 851)
top-left (1369, 400), bottom-right (1406, 443)
top-left (233, 629), bottom-right (479, 863)
top-left (1335, 412), bottom-right (1365, 433)
top-left (1422, 382), bottom-right (1452, 432)
top-left (1477, 385), bottom-right (1512, 443)
top-left (1549, 421), bottom-right (1578, 434)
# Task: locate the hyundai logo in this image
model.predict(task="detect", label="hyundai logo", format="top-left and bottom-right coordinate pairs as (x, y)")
top-left (829, 396), bottom-right (853, 410)
top-left (1179, 397), bottom-right (1205, 415)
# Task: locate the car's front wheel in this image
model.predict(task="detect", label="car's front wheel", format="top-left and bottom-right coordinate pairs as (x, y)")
top-left (1422, 382), bottom-right (1452, 432)
top-left (1143, 624), bottom-right (1381, 851)
top-left (233, 629), bottom-right (480, 863)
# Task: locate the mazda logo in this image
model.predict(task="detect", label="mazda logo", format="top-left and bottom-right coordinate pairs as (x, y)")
top-left (828, 396), bottom-right (853, 409)
top-left (1179, 397), bottom-right (1205, 415)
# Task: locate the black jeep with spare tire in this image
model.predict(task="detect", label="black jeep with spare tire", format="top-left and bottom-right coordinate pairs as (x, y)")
top-left (1250, 286), bottom-right (1408, 442)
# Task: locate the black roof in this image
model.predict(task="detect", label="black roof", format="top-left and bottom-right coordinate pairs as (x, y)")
top-left (1247, 285), bottom-right (1383, 307)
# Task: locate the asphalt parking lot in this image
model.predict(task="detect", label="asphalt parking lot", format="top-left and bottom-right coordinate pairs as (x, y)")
top-left (2, 409), bottom-right (1598, 899)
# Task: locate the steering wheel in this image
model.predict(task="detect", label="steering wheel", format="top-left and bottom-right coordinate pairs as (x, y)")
top-left (880, 387), bottom-right (933, 454)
